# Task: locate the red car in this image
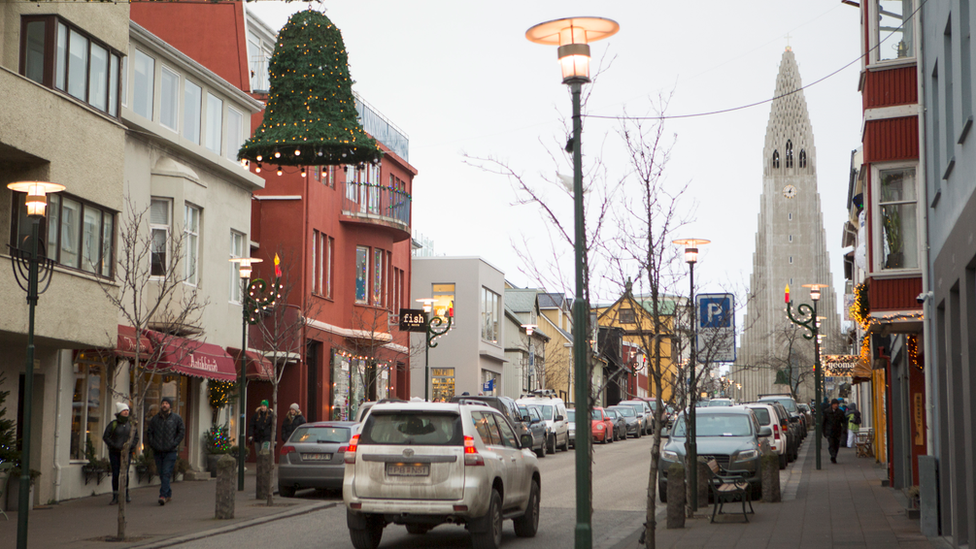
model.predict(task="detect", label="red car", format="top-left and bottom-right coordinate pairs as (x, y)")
top-left (591, 407), bottom-right (615, 444)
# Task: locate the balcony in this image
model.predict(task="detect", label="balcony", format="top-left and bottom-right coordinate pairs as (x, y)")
top-left (340, 181), bottom-right (411, 241)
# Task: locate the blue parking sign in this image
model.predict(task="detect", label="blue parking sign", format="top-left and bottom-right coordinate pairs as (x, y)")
top-left (699, 295), bottom-right (733, 328)
top-left (696, 293), bottom-right (736, 362)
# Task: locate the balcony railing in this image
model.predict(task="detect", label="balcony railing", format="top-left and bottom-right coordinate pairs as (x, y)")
top-left (341, 181), bottom-right (411, 229)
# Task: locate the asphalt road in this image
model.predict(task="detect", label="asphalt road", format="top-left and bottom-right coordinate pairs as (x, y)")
top-left (176, 433), bottom-right (664, 549)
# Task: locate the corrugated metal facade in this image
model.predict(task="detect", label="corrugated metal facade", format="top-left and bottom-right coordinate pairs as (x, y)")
top-left (863, 67), bottom-right (918, 108)
top-left (864, 117), bottom-right (919, 163)
top-left (867, 277), bottom-right (923, 311)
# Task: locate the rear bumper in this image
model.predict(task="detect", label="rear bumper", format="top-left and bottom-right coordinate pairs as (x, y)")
top-left (278, 463), bottom-right (344, 489)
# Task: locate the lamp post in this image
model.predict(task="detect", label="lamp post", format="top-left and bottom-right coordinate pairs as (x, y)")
top-left (527, 17), bottom-right (618, 549)
top-left (786, 283), bottom-right (828, 470)
top-left (8, 181), bottom-right (65, 549)
top-left (521, 324), bottom-right (537, 391)
top-left (417, 298), bottom-right (453, 401)
top-left (672, 237), bottom-right (709, 511)
top-left (229, 257), bottom-right (281, 490)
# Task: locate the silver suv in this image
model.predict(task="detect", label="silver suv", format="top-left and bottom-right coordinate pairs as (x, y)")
top-left (343, 401), bottom-right (542, 549)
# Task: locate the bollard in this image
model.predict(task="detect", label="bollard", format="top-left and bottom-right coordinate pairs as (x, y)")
top-left (761, 451), bottom-right (781, 503)
top-left (215, 455), bottom-right (236, 519)
top-left (666, 462), bottom-right (686, 529)
top-left (256, 448), bottom-right (273, 500)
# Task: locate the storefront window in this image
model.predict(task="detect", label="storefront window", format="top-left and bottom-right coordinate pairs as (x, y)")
top-left (70, 362), bottom-right (104, 460)
top-left (331, 352), bottom-right (351, 420)
top-left (432, 368), bottom-right (455, 402)
top-left (138, 373), bottom-right (186, 453)
top-left (432, 283), bottom-right (455, 322)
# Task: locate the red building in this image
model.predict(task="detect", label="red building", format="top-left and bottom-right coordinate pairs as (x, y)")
top-left (131, 3), bottom-right (415, 438)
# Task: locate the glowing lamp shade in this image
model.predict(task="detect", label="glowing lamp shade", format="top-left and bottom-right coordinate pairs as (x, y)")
top-left (417, 298), bottom-right (436, 314)
top-left (526, 17), bottom-right (619, 84)
top-left (521, 323), bottom-right (538, 336)
top-left (8, 181), bottom-right (66, 218)
top-left (672, 238), bottom-right (711, 264)
top-left (802, 283), bottom-right (828, 302)
top-left (230, 257), bottom-right (262, 279)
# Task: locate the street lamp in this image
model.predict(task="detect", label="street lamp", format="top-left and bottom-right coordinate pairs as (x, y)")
top-left (786, 282), bottom-right (828, 470)
top-left (673, 237), bottom-right (709, 512)
top-left (527, 16), bottom-right (618, 549)
top-left (230, 256), bottom-right (281, 490)
top-left (521, 324), bottom-right (538, 391)
top-left (417, 298), bottom-right (453, 401)
top-left (8, 181), bottom-right (65, 549)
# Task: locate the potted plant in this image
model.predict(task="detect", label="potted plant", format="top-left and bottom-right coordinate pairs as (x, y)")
top-left (81, 436), bottom-right (110, 485)
top-left (203, 424), bottom-right (233, 477)
top-left (174, 457), bottom-right (190, 482)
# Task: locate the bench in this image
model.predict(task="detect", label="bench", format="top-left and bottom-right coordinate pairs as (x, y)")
top-left (705, 459), bottom-right (753, 523)
top-left (855, 428), bottom-right (874, 458)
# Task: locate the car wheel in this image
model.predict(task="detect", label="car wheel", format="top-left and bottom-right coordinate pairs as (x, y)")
top-left (278, 484), bottom-right (297, 498)
top-left (348, 512), bottom-right (384, 549)
top-left (547, 434), bottom-right (557, 455)
top-left (536, 440), bottom-right (546, 458)
top-left (405, 524), bottom-right (431, 535)
top-left (659, 481), bottom-right (668, 503)
top-left (471, 490), bottom-right (503, 549)
top-left (559, 435), bottom-right (569, 452)
top-left (779, 452), bottom-right (787, 470)
top-left (513, 480), bottom-right (540, 538)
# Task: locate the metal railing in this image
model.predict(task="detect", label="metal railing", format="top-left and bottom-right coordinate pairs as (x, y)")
top-left (341, 181), bottom-right (411, 227)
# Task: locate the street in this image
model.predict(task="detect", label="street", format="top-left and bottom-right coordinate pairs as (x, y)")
top-left (177, 436), bottom-right (662, 549)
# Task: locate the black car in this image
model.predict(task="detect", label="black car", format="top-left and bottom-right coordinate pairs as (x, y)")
top-left (448, 395), bottom-right (542, 454)
top-left (520, 405), bottom-right (549, 457)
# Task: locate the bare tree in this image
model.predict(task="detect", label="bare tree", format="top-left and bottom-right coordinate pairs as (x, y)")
top-left (99, 197), bottom-right (206, 540)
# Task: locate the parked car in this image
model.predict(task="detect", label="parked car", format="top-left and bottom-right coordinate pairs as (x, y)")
top-left (517, 394), bottom-right (570, 454)
top-left (519, 405), bottom-right (548, 458)
top-left (758, 400), bottom-right (798, 462)
top-left (797, 403), bottom-right (813, 429)
top-left (450, 395), bottom-right (541, 456)
top-left (658, 407), bottom-right (769, 503)
top-left (708, 398), bottom-right (734, 407)
top-left (617, 399), bottom-right (653, 435)
top-left (591, 407), bottom-right (615, 444)
top-left (745, 403), bottom-right (789, 469)
top-left (278, 421), bottom-right (358, 496)
top-left (759, 394), bottom-right (806, 439)
top-left (567, 409), bottom-right (576, 449)
top-left (608, 405), bottom-right (642, 438)
top-left (343, 401), bottom-right (541, 549)
top-left (604, 407), bottom-right (628, 441)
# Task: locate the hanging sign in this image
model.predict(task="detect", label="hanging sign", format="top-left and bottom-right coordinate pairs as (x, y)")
top-left (399, 309), bottom-right (428, 332)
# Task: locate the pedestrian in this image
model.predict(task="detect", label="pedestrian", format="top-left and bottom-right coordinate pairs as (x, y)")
top-left (249, 399), bottom-right (274, 454)
top-left (822, 398), bottom-right (846, 463)
top-left (281, 403), bottom-right (306, 442)
top-left (846, 402), bottom-right (862, 448)
top-left (102, 402), bottom-right (138, 504)
top-left (145, 396), bottom-right (185, 505)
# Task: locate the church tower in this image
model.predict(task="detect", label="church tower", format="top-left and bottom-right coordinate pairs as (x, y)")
top-left (731, 48), bottom-right (841, 403)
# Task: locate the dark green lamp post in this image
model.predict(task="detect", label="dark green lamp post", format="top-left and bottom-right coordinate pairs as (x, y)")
top-left (8, 181), bottom-right (65, 549)
top-left (417, 298), bottom-right (453, 401)
top-left (526, 17), bottom-right (619, 549)
top-left (786, 282), bottom-right (827, 470)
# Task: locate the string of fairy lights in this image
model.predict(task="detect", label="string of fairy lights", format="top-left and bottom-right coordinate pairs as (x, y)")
top-left (848, 282), bottom-right (923, 370)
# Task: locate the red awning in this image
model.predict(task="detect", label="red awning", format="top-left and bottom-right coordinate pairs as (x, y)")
top-left (227, 347), bottom-right (274, 381)
top-left (117, 325), bottom-right (152, 359)
top-left (148, 332), bottom-right (237, 381)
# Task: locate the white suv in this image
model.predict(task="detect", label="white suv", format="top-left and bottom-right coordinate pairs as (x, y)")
top-left (342, 401), bottom-right (541, 549)
top-left (516, 395), bottom-right (569, 454)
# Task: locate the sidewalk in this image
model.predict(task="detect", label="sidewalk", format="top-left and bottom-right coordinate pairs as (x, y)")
top-left (612, 436), bottom-right (941, 549)
top-left (0, 469), bottom-right (335, 548)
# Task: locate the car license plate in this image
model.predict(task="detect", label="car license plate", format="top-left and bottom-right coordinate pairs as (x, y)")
top-left (301, 453), bottom-right (332, 461)
top-left (386, 463), bottom-right (429, 477)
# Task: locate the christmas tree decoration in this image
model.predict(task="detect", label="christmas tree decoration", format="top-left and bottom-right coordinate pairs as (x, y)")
top-left (238, 9), bottom-right (382, 167)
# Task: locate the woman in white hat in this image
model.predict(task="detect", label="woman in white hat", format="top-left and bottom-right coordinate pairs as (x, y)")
top-left (102, 402), bottom-right (138, 504)
top-left (281, 403), bottom-right (306, 442)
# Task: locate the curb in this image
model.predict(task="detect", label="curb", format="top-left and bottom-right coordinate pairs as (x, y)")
top-left (128, 501), bottom-right (338, 548)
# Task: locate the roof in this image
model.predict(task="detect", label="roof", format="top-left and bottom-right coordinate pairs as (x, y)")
top-left (538, 293), bottom-right (568, 309)
top-left (504, 288), bottom-right (539, 313)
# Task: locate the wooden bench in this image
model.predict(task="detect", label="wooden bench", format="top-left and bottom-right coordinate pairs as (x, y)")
top-left (705, 459), bottom-right (753, 523)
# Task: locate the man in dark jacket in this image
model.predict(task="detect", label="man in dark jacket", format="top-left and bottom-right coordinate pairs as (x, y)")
top-left (249, 400), bottom-right (274, 453)
top-left (822, 398), bottom-right (846, 463)
top-left (146, 396), bottom-right (185, 505)
top-left (103, 402), bottom-right (138, 504)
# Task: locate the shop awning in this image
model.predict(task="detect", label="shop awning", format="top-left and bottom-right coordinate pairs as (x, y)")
top-left (148, 332), bottom-right (237, 381)
top-left (117, 325), bottom-right (152, 359)
top-left (227, 347), bottom-right (275, 381)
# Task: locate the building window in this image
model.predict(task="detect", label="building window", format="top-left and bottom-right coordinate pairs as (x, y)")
top-left (184, 204), bottom-right (201, 285)
top-left (183, 80), bottom-right (202, 145)
top-left (19, 15), bottom-right (121, 116)
top-left (872, 0), bottom-right (914, 63)
top-left (799, 149), bottom-right (807, 168)
top-left (432, 368), bottom-right (455, 402)
top-left (230, 230), bottom-right (245, 303)
top-left (311, 230), bottom-right (320, 295)
top-left (785, 140), bottom-right (794, 168)
top-left (772, 150), bottom-right (780, 169)
top-left (619, 308), bottom-right (635, 324)
top-left (150, 198), bottom-right (171, 277)
top-left (160, 65), bottom-right (179, 132)
top-left (133, 48), bottom-right (154, 119)
top-left (247, 31), bottom-right (273, 93)
top-left (789, 234), bottom-right (793, 242)
top-left (482, 287), bottom-right (500, 343)
top-left (790, 256), bottom-right (793, 264)
top-left (226, 107), bottom-right (244, 161)
top-left (877, 165), bottom-right (919, 270)
top-left (70, 361), bottom-right (105, 460)
top-left (205, 93), bottom-right (223, 154)
top-left (372, 248), bottom-right (384, 306)
top-left (355, 246), bottom-right (368, 304)
top-left (432, 283), bottom-right (455, 321)
top-left (789, 212), bottom-right (793, 220)
top-left (326, 236), bottom-right (334, 299)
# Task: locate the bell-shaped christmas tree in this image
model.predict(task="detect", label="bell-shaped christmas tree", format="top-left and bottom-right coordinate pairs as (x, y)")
top-left (238, 9), bottom-right (382, 167)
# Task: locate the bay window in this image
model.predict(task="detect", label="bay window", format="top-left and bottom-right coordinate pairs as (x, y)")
top-left (875, 165), bottom-right (919, 270)
top-left (150, 198), bottom-right (171, 277)
top-left (871, 0), bottom-right (915, 63)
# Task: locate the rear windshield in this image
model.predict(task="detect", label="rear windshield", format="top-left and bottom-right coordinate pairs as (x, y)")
top-left (360, 412), bottom-right (462, 446)
top-left (747, 408), bottom-right (771, 425)
top-left (762, 398), bottom-right (797, 413)
top-left (290, 426), bottom-right (351, 443)
top-left (612, 406), bottom-right (636, 417)
top-left (672, 414), bottom-right (753, 437)
top-left (605, 409), bottom-right (619, 418)
top-left (709, 400), bottom-right (733, 406)
top-left (533, 404), bottom-right (554, 420)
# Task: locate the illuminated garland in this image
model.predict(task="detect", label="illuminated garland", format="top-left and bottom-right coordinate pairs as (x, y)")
top-left (203, 424), bottom-right (233, 455)
top-left (335, 348), bottom-right (391, 367)
top-left (907, 335), bottom-right (921, 371)
top-left (850, 283), bottom-right (870, 329)
top-left (208, 380), bottom-right (237, 410)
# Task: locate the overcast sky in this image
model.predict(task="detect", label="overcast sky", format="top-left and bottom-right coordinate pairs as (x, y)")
top-left (248, 1), bottom-right (863, 321)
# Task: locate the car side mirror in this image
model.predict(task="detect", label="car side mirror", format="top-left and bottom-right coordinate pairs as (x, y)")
top-left (758, 426), bottom-right (772, 437)
top-left (555, 415), bottom-right (564, 422)
top-left (521, 414), bottom-right (531, 423)
top-left (531, 417), bottom-right (541, 424)
top-left (520, 434), bottom-right (532, 449)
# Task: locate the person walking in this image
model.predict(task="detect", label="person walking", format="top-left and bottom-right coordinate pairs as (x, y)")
top-left (281, 403), bottom-right (306, 442)
top-left (822, 398), bottom-right (846, 463)
top-left (102, 402), bottom-right (138, 504)
top-left (146, 397), bottom-right (185, 505)
top-left (846, 402), bottom-right (862, 448)
top-left (249, 399), bottom-right (274, 454)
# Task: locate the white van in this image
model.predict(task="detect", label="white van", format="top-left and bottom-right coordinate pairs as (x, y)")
top-left (517, 392), bottom-right (570, 454)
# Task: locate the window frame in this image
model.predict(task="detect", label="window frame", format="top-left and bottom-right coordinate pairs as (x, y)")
top-left (159, 64), bottom-right (180, 133)
top-left (230, 230), bottom-right (245, 303)
top-left (183, 79), bottom-right (202, 145)
top-left (184, 203), bottom-right (201, 286)
top-left (132, 47), bottom-right (155, 120)
top-left (872, 162), bottom-right (921, 273)
top-left (204, 92), bottom-right (223, 155)
top-left (481, 287), bottom-right (500, 344)
top-left (226, 106), bottom-right (244, 161)
top-left (868, 0), bottom-right (917, 66)
top-left (150, 197), bottom-right (172, 278)
top-left (355, 246), bottom-right (369, 304)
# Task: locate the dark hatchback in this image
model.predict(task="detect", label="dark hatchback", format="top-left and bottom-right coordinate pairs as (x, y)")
top-left (278, 421), bottom-right (358, 496)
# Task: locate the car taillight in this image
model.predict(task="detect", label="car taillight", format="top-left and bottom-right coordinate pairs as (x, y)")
top-left (337, 444), bottom-right (349, 453)
top-left (343, 434), bottom-right (359, 464)
top-left (463, 435), bottom-right (484, 466)
top-left (773, 424), bottom-right (781, 440)
top-left (280, 445), bottom-right (296, 456)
